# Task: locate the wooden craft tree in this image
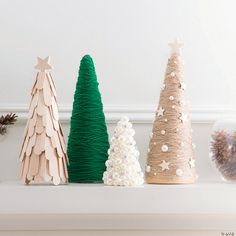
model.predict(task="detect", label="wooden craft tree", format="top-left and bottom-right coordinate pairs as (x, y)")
top-left (145, 40), bottom-right (197, 184)
top-left (19, 57), bottom-right (68, 185)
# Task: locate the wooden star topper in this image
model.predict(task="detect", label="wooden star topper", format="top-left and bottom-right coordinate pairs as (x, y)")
top-left (169, 39), bottom-right (182, 54)
top-left (35, 56), bottom-right (52, 72)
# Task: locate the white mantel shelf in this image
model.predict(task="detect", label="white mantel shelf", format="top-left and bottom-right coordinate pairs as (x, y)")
top-left (1, 181), bottom-right (236, 231)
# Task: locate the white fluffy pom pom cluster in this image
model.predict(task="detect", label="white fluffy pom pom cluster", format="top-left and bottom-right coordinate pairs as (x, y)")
top-left (103, 116), bottom-right (144, 186)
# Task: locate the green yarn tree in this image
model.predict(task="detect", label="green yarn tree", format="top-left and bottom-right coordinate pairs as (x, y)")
top-left (67, 55), bottom-right (109, 183)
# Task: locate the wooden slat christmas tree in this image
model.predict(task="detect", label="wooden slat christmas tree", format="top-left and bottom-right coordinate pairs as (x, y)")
top-left (19, 57), bottom-right (68, 185)
top-left (145, 40), bottom-right (197, 184)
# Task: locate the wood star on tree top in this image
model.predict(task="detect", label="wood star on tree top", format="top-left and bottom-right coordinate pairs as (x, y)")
top-left (35, 56), bottom-right (52, 72)
top-left (169, 39), bottom-right (182, 54)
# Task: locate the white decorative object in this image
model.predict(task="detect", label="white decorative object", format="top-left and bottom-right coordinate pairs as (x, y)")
top-left (146, 165), bottom-right (151, 173)
top-left (103, 116), bottom-right (144, 186)
top-left (189, 158), bottom-right (195, 168)
top-left (179, 100), bottom-right (186, 106)
top-left (176, 169), bottom-right (184, 177)
top-left (161, 130), bottom-right (166, 135)
top-left (159, 160), bottom-right (170, 171)
top-left (161, 144), bottom-right (169, 152)
top-left (180, 81), bottom-right (186, 90)
top-left (161, 84), bottom-right (165, 90)
top-left (157, 106), bottom-right (165, 117)
top-left (168, 38), bottom-right (182, 54)
top-left (179, 113), bottom-right (188, 123)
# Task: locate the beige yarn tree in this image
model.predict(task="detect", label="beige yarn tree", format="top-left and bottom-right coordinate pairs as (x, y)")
top-left (145, 40), bottom-right (197, 184)
top-left (19, 57), bottom-right (68, 185)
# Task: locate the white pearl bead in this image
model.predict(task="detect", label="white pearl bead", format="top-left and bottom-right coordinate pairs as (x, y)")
top-left (171, 72), bottom-right (175, 77)
top-left (176, 169), bottom-right (183, 176)
top-left (121, 116), bottom-right (129, 122)
top-left (161, 130), bottom-right (166, 135)
top-left (169, 96), bottom-right (174, 101)
top-left (161, 144), bottom-right (169, 152)
top-left (146, 165), bottom-right (151, 173)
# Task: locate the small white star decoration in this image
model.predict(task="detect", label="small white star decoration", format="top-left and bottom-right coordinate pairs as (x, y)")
top-left (35, 56), bottom-right (52, 72)
top-left (179, 99), bottom-right (186, 106)
top-left (157, 106), bottom-right (165, 117)
top-left (189, 158), bottom-right (195, 168)
top-left (169, 38), bottom-right (183, 54)
top-left (180, 81), bottom-right (186, 90)
top-left (179, 113), bottom-right (188, 123)
top-left (159, 160), bottom-right (170, 171)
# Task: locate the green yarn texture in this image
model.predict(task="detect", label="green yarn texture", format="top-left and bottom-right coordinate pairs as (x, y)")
top-left (67, 55), bottom-right (109, 183)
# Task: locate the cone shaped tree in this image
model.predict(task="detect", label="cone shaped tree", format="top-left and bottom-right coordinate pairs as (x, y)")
top-left (19, 56), bottom-right (68, 185)
top-left (145, 40), bottom-right (197, 184)
top-left (67, 55), bottom-right (109, 183)
top-left (103, 116), bottom-right (144, 186)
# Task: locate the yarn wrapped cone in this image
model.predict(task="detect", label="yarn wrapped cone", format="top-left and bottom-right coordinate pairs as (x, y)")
top-left (145, 40), bottom-right (197, 184)
top-left (67, 55), bottom-right (109, 183)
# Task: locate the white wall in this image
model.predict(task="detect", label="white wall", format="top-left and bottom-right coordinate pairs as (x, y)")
top-left (0, 0), bottom-right (235, 181)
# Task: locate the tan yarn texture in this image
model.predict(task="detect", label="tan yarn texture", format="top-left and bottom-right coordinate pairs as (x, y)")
top-left (145, 44), bottom-right (196, 184)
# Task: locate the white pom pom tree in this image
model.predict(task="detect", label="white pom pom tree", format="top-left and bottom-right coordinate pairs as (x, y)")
top-left (103, 117), bottom-right (144, 186)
